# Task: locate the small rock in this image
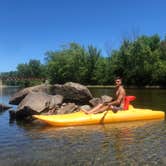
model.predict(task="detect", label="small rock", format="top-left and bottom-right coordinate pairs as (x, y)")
top-left (80, 105), bottom-right (91, 111)
top-left (57, 103), bottom-right (78, 114)
top-left (9, 110), bottom-right (16, 119)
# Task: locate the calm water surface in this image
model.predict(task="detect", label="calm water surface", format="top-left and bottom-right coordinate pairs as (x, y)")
top-left (0, 87), bottom-right (166, 166)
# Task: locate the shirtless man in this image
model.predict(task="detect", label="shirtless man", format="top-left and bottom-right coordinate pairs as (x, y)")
top-left (83, 77), bottom-right (126, 114)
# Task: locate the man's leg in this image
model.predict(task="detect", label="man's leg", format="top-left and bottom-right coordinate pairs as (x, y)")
top-left (92, 105), bottom-right (109, 114)
top-left (82, 103), bottom-right (104, 114)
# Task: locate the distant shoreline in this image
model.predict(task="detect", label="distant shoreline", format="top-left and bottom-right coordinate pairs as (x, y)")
top-left (0, 84), bottom-right (165, 89)
top-left (0, 85), bottom-right (20, 88)
top-left (87, 85), bottom-right (115, 88)
top-left (87, 85), bottom-right (166, 89)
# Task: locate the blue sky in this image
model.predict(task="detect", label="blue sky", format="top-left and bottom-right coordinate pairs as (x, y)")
top-left (0, 0), bottom-right (166, 72)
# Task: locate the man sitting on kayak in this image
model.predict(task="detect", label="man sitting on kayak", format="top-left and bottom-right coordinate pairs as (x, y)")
top-left (83, 77), bottom-right (126, 114)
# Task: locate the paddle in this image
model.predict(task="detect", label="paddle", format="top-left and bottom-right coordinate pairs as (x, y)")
top-left (99, 109), bottom-right (109, 124)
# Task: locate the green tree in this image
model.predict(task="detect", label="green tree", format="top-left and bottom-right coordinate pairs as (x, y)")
top-left (86, 45), bottom-right (101, 84)
top-left (16, 59), bottom-right (45, 86)
top-left (45, 43), bottom-right (89, 84)
top-left (92, 57), bottom-right (107, 85)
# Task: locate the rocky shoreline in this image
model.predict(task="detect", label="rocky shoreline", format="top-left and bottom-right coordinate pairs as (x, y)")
top-left (7, 82), bottom-right (112, 120)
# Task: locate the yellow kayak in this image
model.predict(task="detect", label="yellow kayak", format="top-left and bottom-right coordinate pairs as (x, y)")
top-left (33, 105), bottom-right (165, 127)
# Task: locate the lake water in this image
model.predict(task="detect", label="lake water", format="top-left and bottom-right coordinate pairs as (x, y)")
top-left (0, 87), bottom-right (166, 166)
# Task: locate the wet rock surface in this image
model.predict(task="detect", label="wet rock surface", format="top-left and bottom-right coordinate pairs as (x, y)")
top-left (8, 82), bottom-right (114, 120)
top-left (9, 82), bottom-right (95, 120)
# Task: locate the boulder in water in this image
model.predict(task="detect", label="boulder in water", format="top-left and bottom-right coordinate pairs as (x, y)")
top-left (51, 82), bottom-right (93, 104)
top-left (9, 84), bottom-right (51, 105)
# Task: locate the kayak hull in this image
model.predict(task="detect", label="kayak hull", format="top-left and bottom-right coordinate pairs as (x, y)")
top-left (33, 106), bottom-right (165, 127)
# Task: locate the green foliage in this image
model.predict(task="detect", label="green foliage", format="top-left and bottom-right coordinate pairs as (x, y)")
top-left (17, 59), bottom-right (46, 78)
top-left (1, 60), bottom-right (46, 87)
top-left (1, 34), bottom-right (166, 86)
top-left (92, 57), bottom-right (107, 85)
top-left (45, 43), bottom-right (102, 84)
top-left (108, 35), bottom-right (166, 86)
top-left (86, 45), bottom-right (101, 84)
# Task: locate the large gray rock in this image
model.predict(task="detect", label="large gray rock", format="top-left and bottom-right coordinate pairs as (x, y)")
top-left (51, 82), bottom-right (93, 104)
top-left (9, 82), bottom-right (92, 105)
top-left (17, 92), bottom-right (50, 113)
top-left (9, 84), bottom-right (51, 105)
top-left (16, 92), bottom-right (63, 119)
top-left (9, 82), bottom-right (93, 119)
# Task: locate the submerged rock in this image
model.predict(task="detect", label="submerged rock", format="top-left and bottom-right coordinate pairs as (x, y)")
top-left (9, 110), bottom-right (16, 119)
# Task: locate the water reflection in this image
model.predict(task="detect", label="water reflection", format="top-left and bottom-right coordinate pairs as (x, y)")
top-left (9, 118), bottom-right (163, 165)
top-left (1, 87), bottom-right (166, 165)
top-left (2, 115), bottom-right (166, 165)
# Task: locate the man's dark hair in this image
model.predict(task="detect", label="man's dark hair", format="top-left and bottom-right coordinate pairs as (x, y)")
top-left (115, 76), bottom-right (122, 81)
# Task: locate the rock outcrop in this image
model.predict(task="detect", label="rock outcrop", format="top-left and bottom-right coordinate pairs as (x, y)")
top-left (9, 82), bottom-right (92, 105)
top-left (15, 92), bottom-right (64, 118)
top-left (9, 82), bottom-right (93, 120)
top-left (9, 84), bottom-right (51, 105)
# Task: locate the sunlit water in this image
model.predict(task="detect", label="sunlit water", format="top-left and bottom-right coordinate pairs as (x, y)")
top-left (0, 87), bottom-right (166, 166)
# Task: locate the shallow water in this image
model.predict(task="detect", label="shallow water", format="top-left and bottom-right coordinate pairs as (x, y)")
top-left (0, 87), bottom-right (166, 166)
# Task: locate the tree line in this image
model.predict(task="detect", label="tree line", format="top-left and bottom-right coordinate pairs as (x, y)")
top-left (1, 34), bottom-right (166, 87)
